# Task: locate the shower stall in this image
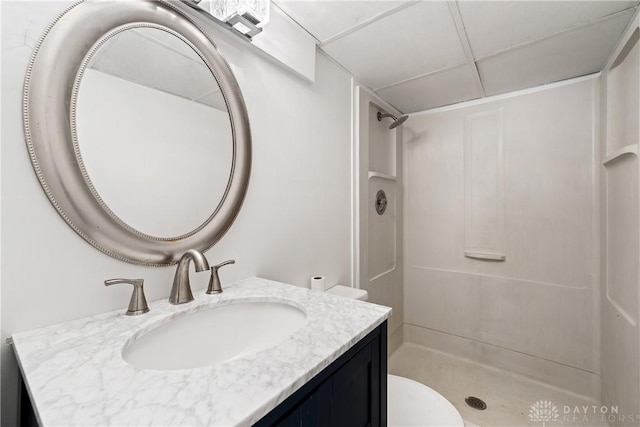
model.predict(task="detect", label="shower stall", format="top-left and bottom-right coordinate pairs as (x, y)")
top-left (356, 12), bottom-right (640, 425)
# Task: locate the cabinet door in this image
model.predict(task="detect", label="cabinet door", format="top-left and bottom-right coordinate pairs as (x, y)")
top-left (274, 394), bottom-right (321, 427)
top-left (316, 333), bottom-right (381, 427)
top-left (254, 322), bottom-right (387, 427)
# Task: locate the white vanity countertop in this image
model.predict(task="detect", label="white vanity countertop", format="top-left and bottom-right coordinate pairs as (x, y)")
top-left (11, 277), bottom-right (391, 426)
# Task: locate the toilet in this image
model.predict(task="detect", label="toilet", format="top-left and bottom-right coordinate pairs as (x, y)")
top-left (326, 285), bottom-right (465, 427)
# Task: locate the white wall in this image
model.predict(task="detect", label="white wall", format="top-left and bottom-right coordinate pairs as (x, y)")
top-left (402, 77), bottom-right (600, 395)
top-left (1, 2), bottom-right (353, 425)
top-left (77, 69), bottom-right (233, 238)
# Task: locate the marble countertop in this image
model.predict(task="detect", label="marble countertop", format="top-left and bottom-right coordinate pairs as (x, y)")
top-left (12, 277), bottom-right (391, 426)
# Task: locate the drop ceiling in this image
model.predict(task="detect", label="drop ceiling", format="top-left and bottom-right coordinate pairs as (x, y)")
top-left (88, 28), bottom-right (226, 111)
top-left (274, 0), bottom-right (640, 113)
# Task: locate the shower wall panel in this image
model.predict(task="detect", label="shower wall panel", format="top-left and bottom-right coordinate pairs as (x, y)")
top-left (464, 109), bottom-right (505, 260)
top-left (403, 77), bottom-right (600, 395)
top-left (602, 153), bottom-right (640, 421)
top-left (600, 12), bottom-right (640, 425)
top-left (356, 87), bottom-right (404, 353)
top-left (368, 176), bottom-right (396, 281)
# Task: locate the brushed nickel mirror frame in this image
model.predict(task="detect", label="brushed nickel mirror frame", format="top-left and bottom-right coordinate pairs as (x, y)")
top-left (23, 0), bottom-right (251, 266)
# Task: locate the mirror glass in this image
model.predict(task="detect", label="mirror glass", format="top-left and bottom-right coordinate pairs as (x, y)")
top-left (76, 28), bottom-right (233, 238)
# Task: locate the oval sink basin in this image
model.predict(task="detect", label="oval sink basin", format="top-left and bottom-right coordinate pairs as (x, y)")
top-left (123, 301), bottom-right (306, 370)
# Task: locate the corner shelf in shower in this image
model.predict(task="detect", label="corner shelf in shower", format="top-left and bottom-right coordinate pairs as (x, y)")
top-left (368, 171), bottom-right (396, 181)
top-left (603, 144), bottom-right (638, 166)
top-left (605, 26), bottom-right (639, 155)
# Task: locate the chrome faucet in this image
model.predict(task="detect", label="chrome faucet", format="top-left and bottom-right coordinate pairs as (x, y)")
top-left (169, 249), bottom-right (210, 304)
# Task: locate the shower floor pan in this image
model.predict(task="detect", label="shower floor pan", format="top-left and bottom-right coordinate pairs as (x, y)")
top-left (389, 343), bottom-right (605, 427)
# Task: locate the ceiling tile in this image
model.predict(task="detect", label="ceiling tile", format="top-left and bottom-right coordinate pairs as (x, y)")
top-left (460, 1), bottom-right (639, 58)
top-left (377, 64), bottom-right (482, 113)
top-left (322, 2), bottom-right (467, 90)
top-left (478, 9), bottom-right (635, 96)
top-left (274, 0), bottom-right (407, 43)
top-left (89, 29), bottom-right (221, 108)
top-left (133, 28), bottom-right (203, 63)
top-left (194, 90), bottom-right (228, 112)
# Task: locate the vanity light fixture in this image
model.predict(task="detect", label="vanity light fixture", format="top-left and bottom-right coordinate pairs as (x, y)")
top-left (186, 0), bottom-right (269, 39)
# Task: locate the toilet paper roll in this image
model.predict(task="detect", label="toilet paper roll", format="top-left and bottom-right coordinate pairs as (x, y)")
top-left (310, 276), bottom-right (325, 292)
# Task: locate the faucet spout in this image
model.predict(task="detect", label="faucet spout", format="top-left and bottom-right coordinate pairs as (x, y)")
top-left (169, 249), bottom-right (210, 304)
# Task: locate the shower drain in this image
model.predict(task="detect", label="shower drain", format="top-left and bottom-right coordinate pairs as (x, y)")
top-left (465, 396), bottom-right (487, 410)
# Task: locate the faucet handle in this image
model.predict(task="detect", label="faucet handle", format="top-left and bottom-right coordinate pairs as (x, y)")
top-left (207, 260), bottom-right (235, 294)
top-left (105, 278), bottom-right (149, 316)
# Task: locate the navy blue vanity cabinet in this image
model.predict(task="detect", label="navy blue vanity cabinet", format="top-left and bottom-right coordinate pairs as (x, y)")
top-left (254, 321), bottom-right (387, 427)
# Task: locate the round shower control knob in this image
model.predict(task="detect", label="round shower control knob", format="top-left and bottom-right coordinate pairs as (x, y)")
top-left (375, 190), bottom-right (387, 215)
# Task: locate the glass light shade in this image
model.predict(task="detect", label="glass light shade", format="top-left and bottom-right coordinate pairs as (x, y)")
top-left (210, 0), bottom-right (270, 27)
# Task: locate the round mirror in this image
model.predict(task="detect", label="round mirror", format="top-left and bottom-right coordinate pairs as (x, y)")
top-left (23, 1), bottom-right (251, 265)
top-left (76, 27), bottom-right (233, 238)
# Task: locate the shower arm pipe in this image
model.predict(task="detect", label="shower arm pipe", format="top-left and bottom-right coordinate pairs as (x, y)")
top-left (377, 110), bottom-right (409, 129)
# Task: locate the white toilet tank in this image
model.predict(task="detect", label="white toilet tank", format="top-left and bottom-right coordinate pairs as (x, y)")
top-left (325, 284), bottom-right (368, 301)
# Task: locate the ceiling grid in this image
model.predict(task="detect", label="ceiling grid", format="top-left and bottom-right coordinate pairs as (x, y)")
top-left (275, 0), bottom-right (640, 113)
